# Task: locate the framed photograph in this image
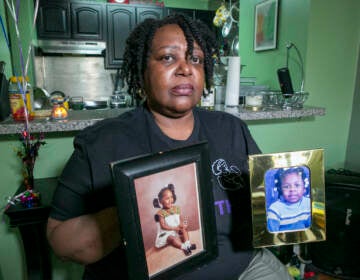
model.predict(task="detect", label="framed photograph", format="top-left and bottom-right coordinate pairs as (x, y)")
top-left (254, 0), bottom-right (279, 51)
top-left (110, 142), bottom-right (217, 280)
top-left (249, 149), bottom-right (326, 247)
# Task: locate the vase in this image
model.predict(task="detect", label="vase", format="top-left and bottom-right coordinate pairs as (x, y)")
top-left (23, 159), bottom-right (35, 190)
top-left (24, 174), bottom-right (34, 190)
top-left (21, 162), bottom-right (41, 208)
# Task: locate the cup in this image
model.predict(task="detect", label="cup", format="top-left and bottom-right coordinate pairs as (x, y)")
top-left (245, 95), bottom-right (263, 111)
top-left (69, 96), bottom-right (84, 110)
top-left (110, 94), bottom-right (126, 108)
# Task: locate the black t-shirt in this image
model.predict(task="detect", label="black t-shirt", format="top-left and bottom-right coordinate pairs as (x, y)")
top-left (50, 105), bottom-right (261, 279)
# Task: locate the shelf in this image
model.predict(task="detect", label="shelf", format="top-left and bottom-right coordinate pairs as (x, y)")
top-left (217, 105), bottom-right (326, 121)
top-left (0, 106), bottom-right (325, 135)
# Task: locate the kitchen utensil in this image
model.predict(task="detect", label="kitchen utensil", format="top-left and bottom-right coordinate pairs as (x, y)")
top-left (50, 90), bottom-right (66, 99)
top-left (33, 109), bottom-right (52, 118)
top-left (221, 2), bottom-right (239, 38)
top-left (110, 94), bottom-right (128, 108)
top-left (230, 2), bottom-right (240, 23)
top-left (50, 90), bottom-right (69, 109)
top-left (222, 16), bottom-right (233, 38)
top-left (282, 92), bottom-right (309, 110)
top-left (33, 87), bottom-right (51, 109)
top-left (213, 4), bottom-right (230, 27)
top-left (231, 35), bottom-right (239, 56)
top-left (84, 97), bottom-right (108, 110)
top-left (245, 94), bottom-right (264, 111)
top-left (69, 96), bottom-right (84, 110)
top-left (51, 102), bottom-right (68, 120)
top-left (262, 91), bottom-right (284, 110)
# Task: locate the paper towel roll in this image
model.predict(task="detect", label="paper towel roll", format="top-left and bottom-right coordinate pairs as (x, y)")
top-left (225, 56), bottom-right (241, 107)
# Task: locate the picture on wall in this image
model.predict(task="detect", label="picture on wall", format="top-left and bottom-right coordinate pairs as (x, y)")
top-left (249, 149), bottom-right (326, 247)
top-left (254, 0), bottom-right (279, 51)
top-left (110, 142), bottom-right (217, 280)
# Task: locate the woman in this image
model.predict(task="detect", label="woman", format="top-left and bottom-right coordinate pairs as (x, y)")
top-left (47, 14), bottom-right (291, 279)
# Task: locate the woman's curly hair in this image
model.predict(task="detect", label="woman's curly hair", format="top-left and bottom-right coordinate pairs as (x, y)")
top-left (121, 13), bottom-right (219, 101)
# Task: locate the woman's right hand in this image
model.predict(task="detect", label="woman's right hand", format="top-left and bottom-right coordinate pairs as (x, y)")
top-left (46, 207), bottom-right (121, 264)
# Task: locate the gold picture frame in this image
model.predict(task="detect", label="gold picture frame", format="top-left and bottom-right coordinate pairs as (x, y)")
top-left (249, 149), bottom-right (326, 247)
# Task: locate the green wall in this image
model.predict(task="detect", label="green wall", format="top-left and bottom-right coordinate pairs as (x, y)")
top-left (5, 0), bottom-right (35, 82)
top-left (239, 0), bottom-right (360, 170)
top-left (0, 0), bottom-right (359, 279)
top-left (240, 0), bottom-right (310, 90)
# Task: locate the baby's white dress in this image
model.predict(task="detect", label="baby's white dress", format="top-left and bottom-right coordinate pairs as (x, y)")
top-left (155, 206), bottom-right (181, 248)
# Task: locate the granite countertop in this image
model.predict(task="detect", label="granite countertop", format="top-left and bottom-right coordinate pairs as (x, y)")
top-left (0, 105), bottom-right (325, 135)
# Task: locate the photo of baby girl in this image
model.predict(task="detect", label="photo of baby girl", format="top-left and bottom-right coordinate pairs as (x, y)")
top-left (266, 166), bottom-right (311, 232)
top-left (153, 183), bottom-right (196, 256)
top-left (133, 163), bottom-right (203, 277)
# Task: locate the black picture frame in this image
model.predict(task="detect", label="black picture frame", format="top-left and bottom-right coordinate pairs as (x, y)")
top-left (110, 142), bottom-right (217, 280)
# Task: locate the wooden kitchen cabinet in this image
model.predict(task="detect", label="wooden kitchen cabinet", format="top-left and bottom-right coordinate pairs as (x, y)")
top-left (136, 6), bottom-right (164, 23)
top-left (36, 0), bottom-right (105, 41)
top-left (36, 1), bottom-right (214, 68)
top-left (105, 5), bottom-right (136, 68)
top-left (166, 8), bottom-right (217, 37)
top-left (166, 7), bottom-right (195, 19)
top-left (36, 0), bottom-right (71, 39)
top-left (105, 4), bottom-right (164, 69)
top-left (71, 3), bottom-right (105, 40)
top-left (196, 9), bottom-right (216, 34)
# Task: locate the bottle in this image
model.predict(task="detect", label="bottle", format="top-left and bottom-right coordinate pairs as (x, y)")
top-left (51, 101), bottom-right (68, 120)
top-left (8, 76), bottom-right (34, 121)
top-left (0, 61), bottom-right (11, 121)
top-left (213, 56), bottom-right (227, 105)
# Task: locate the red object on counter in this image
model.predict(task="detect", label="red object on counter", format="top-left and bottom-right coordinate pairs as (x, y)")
top-left (108, 0), bottom-right (129, 3)
top-left (304, 271), bottom-right (315, 279)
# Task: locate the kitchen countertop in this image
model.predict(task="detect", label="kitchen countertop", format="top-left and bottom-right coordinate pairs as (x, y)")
top-left (0, 105), bottom-right (325, 135)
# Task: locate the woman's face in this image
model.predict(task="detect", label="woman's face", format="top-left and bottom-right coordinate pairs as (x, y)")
top-left (144, 24), bottom-right (205, 118)
top-left (160, 189), bottom-right (174, 209)
top-left (281, 173), bottom-right (306, 203)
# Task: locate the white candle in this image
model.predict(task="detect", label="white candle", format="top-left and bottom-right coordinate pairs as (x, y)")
top-left (246, 95), bottom-right (263, 107)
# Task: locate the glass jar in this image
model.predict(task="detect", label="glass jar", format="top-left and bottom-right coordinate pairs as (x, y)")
top-left (51, 102), bottom-right (68, 120)
top-left (8, 76), bottom-right (34, 121)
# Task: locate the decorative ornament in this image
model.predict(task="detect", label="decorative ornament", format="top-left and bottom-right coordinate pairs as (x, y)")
top-left (213, 4), bottom-right (230, 27)
top-left (3, 189), bottom-right (41, 212)
top-left (15, 131), bottom-right (46, 190)
top-left (3, 0), bottom-right (44, 208)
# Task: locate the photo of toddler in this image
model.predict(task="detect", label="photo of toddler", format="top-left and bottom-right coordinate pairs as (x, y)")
top-left (266, 166), bottom-right (311, 232)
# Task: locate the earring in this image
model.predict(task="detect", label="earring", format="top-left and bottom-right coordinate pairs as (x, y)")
top-left (137, 88), bottom-right (146, 99)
